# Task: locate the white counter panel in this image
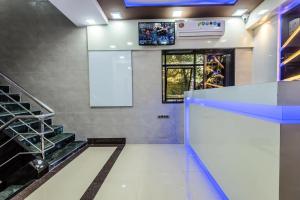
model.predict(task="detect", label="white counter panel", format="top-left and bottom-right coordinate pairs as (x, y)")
top-left (185, 82), bottom-right (278, 105)
top-left (189, 104), bottom-right (280, 200)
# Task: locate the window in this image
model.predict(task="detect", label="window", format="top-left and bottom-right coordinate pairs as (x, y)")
top-left (162, 49), bottom-right (235, 103)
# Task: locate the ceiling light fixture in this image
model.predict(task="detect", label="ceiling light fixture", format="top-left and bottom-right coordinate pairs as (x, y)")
top-left (111, 12), bottom-right (122, 19)
top-left (124, 0), bottom-right (238, 7)
top-left (86, 19), bottom-right (96, 25)
top-left (258, 9), bottom-right (269, 15)
top-left (232, 9), bottom-right (248, 17)
top-left (173, 10), bottom-right (183, 18)
top-left (127, 42), bottom-right (133, 46)
top-left (109, 45), bottom-right (116, 49)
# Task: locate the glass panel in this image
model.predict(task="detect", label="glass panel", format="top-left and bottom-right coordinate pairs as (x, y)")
top-left (166, 68), bottom-right (193, 100)
top-left (195, 65), bottom-right (204, 90)
top-left (204, 55), bottom-right (225, 89)
top-left (166, 54), bottom-right (194, 65)
top-left (196, 54), bottom-right (204, 65)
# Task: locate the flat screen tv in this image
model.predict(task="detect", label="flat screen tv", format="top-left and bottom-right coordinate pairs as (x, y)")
top-left (138, 22), bottom-right (175, 46)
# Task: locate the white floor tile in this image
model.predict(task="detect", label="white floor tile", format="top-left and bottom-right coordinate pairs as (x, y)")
top-left (26, 147), bottom-right (116, 200)
top-left (95, 144), bottom-right (224, 200)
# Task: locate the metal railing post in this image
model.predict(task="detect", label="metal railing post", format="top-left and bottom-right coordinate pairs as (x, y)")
top-left (41, 118), bottom-right (45, 160)
top-left (0, 72), bottom-right (57, 167)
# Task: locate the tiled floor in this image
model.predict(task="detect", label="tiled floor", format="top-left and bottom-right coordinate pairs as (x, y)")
top-left (25, 145), bottom-right (223, 200)
top-left (25, 147), bottom-right (116, 200)
top-left (95, 144), bottom-right (223, 200)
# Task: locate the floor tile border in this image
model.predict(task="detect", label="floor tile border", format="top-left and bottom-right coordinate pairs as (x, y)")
top-left (11, 138), bottom-right (126, 200)
top-left (80, 138), bottom-right (126, 200)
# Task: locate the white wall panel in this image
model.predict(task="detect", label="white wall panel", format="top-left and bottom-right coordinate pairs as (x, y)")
top-left (252, 16), bottom-right (279, 83)
top-left (89, 51), bottom-right (133, 107)
top-left (87, 18), bottom-right (253, 50)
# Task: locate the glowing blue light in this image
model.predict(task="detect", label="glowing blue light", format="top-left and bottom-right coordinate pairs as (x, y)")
top-left (185, 144), bottom-right (229, 200)
top-left (184, 98), bottom-right (229, 199)
top-left (186, 97), bottom-right (300, 124)
top-left (279, 0), bottom-right (300, 80)
top-left (184, 94), bottom-right (300, 199)
top-left (124, 0), bottom-right (237, 7)
top-left (278, 0), bottom-right (300, 14)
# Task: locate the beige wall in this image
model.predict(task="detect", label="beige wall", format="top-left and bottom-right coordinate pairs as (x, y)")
top-left (235, 48), bottom-right (253, 86)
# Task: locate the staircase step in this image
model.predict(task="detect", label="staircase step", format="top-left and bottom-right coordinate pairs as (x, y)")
top-left (0, 86), bottom-right (9, 93)
top-left (0, 94), bottom-right (21, 102)
top-left (0, 102), bottom-right (31, 112)
top-left (18, 125), bottom-right (64, 144)
top-left (0, 110), bottom-right (42, 123)
top-left (0, 185), bottom-right (24, 200)
top-left (7, 118), bottom-right (52, 135)
top-left (46, 141), bottom-right (87, 169)
top-left (26, 133), bottom-right (75, 155)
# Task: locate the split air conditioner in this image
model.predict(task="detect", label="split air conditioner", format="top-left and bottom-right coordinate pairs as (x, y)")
top-left (176, 20), bottom-right (225, 38)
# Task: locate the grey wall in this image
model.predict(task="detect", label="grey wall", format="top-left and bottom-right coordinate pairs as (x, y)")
top-left (0, 0), bottom-right (184, 143)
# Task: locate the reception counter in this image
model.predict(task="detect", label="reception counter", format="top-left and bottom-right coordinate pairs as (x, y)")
top-left (184, 81), bottom-right (300, 200)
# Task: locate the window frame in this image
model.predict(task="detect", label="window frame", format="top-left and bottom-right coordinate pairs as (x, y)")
top-left (162, 49), bottom-right (235, 104)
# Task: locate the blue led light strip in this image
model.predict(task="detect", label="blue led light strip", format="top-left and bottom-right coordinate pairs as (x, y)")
top-left (184, 96), bottom-right (300, 199)
top-left (124, 0), bottom-right (237, 7)
top-left (186, 97), bottom-right (300, 124)
top-left (184, 100), bottom-right (229, 200)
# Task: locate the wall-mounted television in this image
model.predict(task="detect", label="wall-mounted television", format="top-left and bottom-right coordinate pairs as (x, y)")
top-left (138, 22), bottom-right (175, 46)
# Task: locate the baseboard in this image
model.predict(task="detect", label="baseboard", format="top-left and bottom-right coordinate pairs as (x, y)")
top-left (87, 138), bottom-right (126, 145)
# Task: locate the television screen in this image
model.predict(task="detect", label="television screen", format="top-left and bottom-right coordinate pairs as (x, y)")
top-left (138, 22), bottom-right (175, 46)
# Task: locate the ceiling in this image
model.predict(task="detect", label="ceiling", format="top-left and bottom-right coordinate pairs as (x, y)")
top-left (97, 0), bottom-right (264, 20)
top-left (49, 0), bottom-right (108, 26)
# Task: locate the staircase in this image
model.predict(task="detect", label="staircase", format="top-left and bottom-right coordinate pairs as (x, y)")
top-left (0, 78), bottom-right (87, 199)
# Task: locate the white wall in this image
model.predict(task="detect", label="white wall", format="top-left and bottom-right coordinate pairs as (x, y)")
top-left (246, 0), bottom-right (294, 29)
top-left (87, 17), bottom-right (254, 86)
top-left (235, 48), bottom-right (253, 85)
top-left (87, 18), bottom-right (253, 50)
top-left (252, 16), bottom-right (279, 83)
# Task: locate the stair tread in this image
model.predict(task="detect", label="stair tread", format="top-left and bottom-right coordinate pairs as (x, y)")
top-left (0, 110), bottom-right (40, 117)
top-left (0, 86), bottom-right (9, 93)
top-left (46, 141), bottom-right (87, 166)
top-left (19, 125), bottom-right (63, 140)
top-left (28, 133), bottom-right (75, 151)
top-left (0, 185), bottom-right (24, 199)
top-left (19, 126), bottom-right (62, 141)
top-left (0, 102), bottom-right (29, 105)
top-left (10, 119), bottom-right (43, 127)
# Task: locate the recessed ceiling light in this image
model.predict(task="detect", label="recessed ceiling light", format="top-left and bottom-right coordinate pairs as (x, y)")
top-left (232, 9), bottom-right (248, 17)
top-left (127, 42), bottom-right (133, 46)
top-left (109, 45), bottom-right (116, 49)
top-left (120, 56), bottom-right (125, 59)
top-left (258, 9), bottom-right (269, 15)
top-left (173, 10), bottom-right (183, 18)
top-left (111, 12), bottom-right (122, 19)
top-left (86, 19), bottom-right (96, 25)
